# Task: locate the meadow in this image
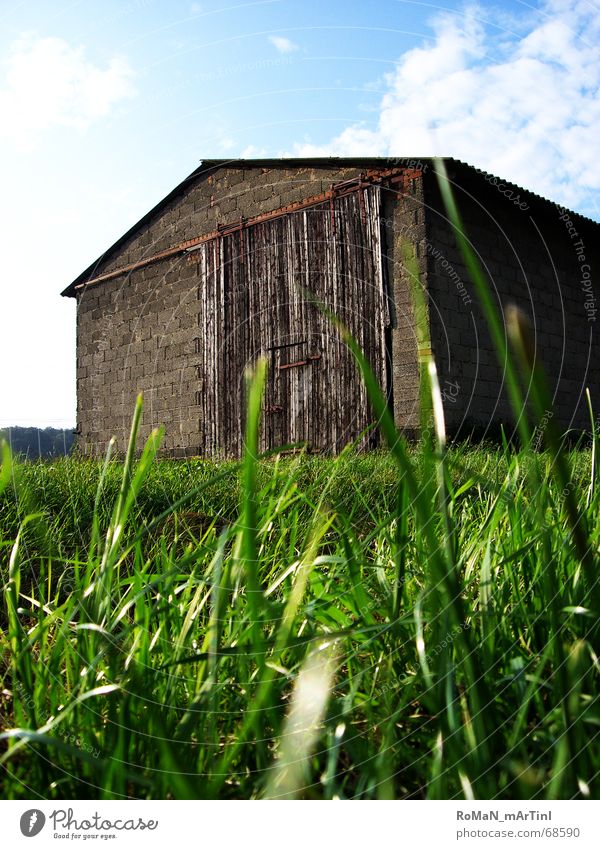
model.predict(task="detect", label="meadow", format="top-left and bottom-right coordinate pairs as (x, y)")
top-left (1, 164), bottom-right (598, 799)
top-left (0, 400), bottom-right (598, 799)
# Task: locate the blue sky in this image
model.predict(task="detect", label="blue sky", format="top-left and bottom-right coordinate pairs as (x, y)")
top-left (1, 0), bottom-right (598, 426)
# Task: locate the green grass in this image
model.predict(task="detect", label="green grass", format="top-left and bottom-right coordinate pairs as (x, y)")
top-left (0, 429), bottom-right (598, 799)
top-left (1, 164), bottom-right (598, 799)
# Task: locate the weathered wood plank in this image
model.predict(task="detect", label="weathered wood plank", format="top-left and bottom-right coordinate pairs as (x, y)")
top-left (193, 186), bottom-right (386, 457)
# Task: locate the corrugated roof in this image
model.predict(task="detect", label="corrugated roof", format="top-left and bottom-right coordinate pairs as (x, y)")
top-left (442, 157), bottom-right (599, 227)
top-left (61, 156), bottom-right (599, 297)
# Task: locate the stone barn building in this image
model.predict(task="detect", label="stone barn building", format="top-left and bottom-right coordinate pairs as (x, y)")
top-left (62, 158), bottom-right (599, 457)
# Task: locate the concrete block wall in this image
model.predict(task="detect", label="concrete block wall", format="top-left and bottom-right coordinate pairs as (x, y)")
top-left (381, 178), bottom-right (426, 433)
top-left (76, 255), bottom-right (201, 456)
top-left (422, 169), bottom-right (599, 437)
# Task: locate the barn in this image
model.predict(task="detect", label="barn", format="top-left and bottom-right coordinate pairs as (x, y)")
top-left (62, 158), bottom-right (599, 457)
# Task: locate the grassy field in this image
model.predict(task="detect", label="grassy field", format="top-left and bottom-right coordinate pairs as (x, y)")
top-left (0, 405), bottom-right (598, 799)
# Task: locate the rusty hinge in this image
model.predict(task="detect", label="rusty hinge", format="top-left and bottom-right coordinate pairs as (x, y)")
top-left (279, 354), bottom-right (322, 371)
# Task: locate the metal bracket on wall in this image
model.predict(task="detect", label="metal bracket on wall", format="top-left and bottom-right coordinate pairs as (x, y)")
top-left (278, 354), bottom-right (322, 371)
top-left (265, 340), bottom-right (307, 351)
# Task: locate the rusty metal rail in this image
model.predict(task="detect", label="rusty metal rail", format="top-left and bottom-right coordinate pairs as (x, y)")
top-left (74, 167), bottom-right (421, 290)
top-left (278, 354), bottom-right (322, 371)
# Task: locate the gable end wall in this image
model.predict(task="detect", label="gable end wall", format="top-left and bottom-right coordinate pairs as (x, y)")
top-left (75, 164), bottom-right (417, 456)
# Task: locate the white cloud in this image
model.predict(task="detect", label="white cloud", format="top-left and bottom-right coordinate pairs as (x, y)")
top-left (0, 34), bottom-right (136, 150)
top-left (240, 144), bottom-right (268, 158)
top-left (220, 136), bottom-right (236, 151)
top-left (291, 0), bottom-right (600, 216)
top-left (268, 35), bottom-right (299, 55)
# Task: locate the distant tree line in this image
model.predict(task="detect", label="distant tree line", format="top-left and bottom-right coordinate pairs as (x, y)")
top-left (0, 426), bottom-right (75, 459)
